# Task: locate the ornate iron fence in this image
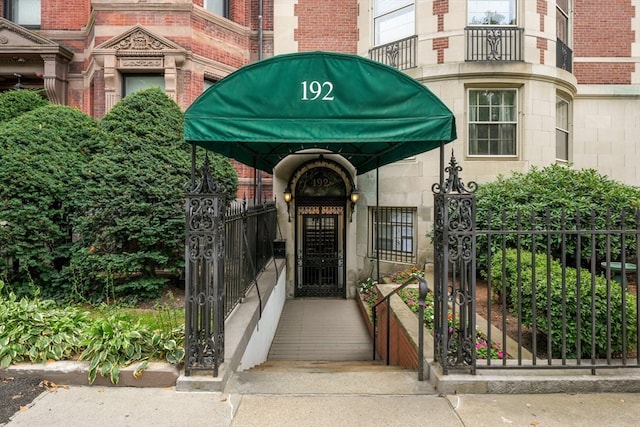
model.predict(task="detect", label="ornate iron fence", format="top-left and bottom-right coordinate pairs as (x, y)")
top-left (184, 157), bottom-right (277, 377)
top-left (433, 154), bottom-right (640, 374)
top-left (465, 26), bottom-right (523, 62)
top-left (369, 35), bottom-right (417, 70)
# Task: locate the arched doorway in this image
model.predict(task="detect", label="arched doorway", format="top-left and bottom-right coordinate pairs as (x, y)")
top-left (288, 159), bottom-right (355, 297)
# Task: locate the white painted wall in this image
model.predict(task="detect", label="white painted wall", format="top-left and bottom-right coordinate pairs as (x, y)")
top-left (236, 263), bottom-right (287, 371)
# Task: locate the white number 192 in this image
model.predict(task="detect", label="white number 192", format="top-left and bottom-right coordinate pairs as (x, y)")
top-left (301, 81), bottom-right (334, 101)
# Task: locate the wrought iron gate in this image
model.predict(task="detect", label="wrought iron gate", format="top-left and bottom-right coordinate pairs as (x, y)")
top-left (296, 201), bottom-right (345, 297)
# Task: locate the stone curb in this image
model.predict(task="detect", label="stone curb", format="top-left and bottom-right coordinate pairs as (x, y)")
top-left (1, 360), bottom-right (180, 388)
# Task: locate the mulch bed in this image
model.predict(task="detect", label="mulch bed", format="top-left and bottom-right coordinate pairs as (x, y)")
top-left (0, 376), bottom-right (45, 424)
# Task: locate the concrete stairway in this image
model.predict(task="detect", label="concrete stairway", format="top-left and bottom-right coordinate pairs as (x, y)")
top-left (267, 298), bottom-right (373, 361)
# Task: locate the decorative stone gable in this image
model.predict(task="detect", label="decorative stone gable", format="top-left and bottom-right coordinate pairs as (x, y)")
top-left (93, 25), bottom-right (186, 113)
top-left (0, 18), bottom-right (73, 104)
top-left (97, 26), bottom-right (181, 53)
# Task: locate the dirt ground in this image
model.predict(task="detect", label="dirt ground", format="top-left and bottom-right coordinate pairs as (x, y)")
top-left (475, 278), bottom-right (638, 359)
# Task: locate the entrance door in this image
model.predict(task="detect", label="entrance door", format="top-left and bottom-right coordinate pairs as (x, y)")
top-left (296, 201), bottom-right (345, 297)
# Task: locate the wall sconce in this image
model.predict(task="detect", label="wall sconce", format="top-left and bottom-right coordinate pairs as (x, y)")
top-left (283, 185), bottom-right (292, 222)
top-left (13, 73), bottom-right (24, 90)
top-left (349, 187), bottom-right (359, 222)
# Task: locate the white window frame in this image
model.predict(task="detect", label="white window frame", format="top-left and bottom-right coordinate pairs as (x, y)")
top-left (467, 0), bottom-right (517, 26)
top-left (556, 0), bottom-right (570, 45)
top-left (467, 88), bottom-right (518, 157)
top-left (373, 0), bottom-right (415, 46)
top-left (369, 206), bottom-right (417, 263)
top-left (556, 95), bottom-right (570, 162)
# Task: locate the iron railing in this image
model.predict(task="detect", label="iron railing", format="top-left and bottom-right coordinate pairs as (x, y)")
top-left (369, 35), bottom-right (417, 70)
top-left (476, 209), bottom-right (640, 372)
top-left (432, 153), bottom-right (640, 374)
top-left (224, 199), bottom-right (277, 318)
top-left (465, 26), bottom-right (523, 62)
top-left (556, 38), bottom-right (573, 72)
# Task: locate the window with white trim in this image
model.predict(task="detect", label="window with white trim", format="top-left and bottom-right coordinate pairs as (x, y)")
top-left (123, 74), bottom-right (165, 97)
top-left (556, 96), bottom-right (570, 161)
top-left (468, 0), bottom-right (516, 25)
top-left (556, 0), bottom-right (570, 44)
top-left (468, 89), bottom-right (517, 157)
top-left (369, 206), bottom-right (417, 263)
top-left (4, 0), bottom-right (41, 27)
top-left (373, 0), bottom-right (415, 46)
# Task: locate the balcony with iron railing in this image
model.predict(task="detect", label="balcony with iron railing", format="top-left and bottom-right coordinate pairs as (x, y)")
top-left (369, 35), bottom-right (417, 70)
top-left (465, 26), bottom-right (523, 62)
top-left (556, 38), bottom-right (573, 72)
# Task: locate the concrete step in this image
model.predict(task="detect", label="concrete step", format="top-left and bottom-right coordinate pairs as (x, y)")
top-left (227, 360), bottom-right (435, 395)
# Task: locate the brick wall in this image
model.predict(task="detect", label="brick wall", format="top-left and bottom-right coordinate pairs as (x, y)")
top-left (433, 1), bottom-right (449, 64)
top-left (42, 0), bottom-right (90, 30)
top-left (294, 0), bottom-right (358, 53)
top-left (368, 294), bottom-right (419, 370)
top-left (573, 0), bottom-right (636, 84)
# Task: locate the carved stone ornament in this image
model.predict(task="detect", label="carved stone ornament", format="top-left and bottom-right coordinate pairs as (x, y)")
top-left (119, 57), bottom-right (163, 67)
top-left (117, 30), bottom-right (167, 51)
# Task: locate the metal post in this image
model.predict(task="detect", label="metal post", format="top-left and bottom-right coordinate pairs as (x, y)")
top-left (184, 156), bottom-right (227, 377)
top-left (417, 276), bottom-right (429, 381)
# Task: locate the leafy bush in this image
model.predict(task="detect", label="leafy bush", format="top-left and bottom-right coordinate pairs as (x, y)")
top-left (78, 308), bottom-right (184, 384)
top-left (69, 88), bottom-right (237, 302)
top-left (0, 281), bottom-right (91, 368)
top-left (0, 89), bottom-right (49, 123)
top-left (490, 248), bottom-right (638, 358)
top-left (0, 105), bottom-right (100, 298)
top-left (0, 281), bottom-right (184, 384)
top-left (476, 164), bottom-right (640, 272)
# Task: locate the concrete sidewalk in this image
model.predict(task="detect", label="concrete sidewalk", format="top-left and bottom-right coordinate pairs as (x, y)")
top-left (5, 365), bottom-right (640, 427)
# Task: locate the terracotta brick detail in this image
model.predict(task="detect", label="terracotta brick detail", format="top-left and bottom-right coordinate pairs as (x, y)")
top-left (294, 0), bottom-right (358, 53)
top-left (537, 0), bottom-right (547, 31)
top-left (433, 0), bottom-right (449, 32)
top-left (433, 37), bottom-right (449, 64)
top-left (537, 36), bottom-right (547, 65)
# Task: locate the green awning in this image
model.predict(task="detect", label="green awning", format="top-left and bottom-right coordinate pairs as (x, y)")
top-left (184, 51), bottom-right (456, 174)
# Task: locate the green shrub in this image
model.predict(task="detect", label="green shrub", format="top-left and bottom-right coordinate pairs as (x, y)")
top-left (0, 89), bottom-right (49, 123)
top-left (0, 105), bottom-right (100, 298)
top-left (69, 88), bottom-right (237, 302)
top-left (476, 164), bottom-right (640, 272)
top-left (490, 248), bottom-right (637, 358)
top-left (0, 281), bottom-right (184, 384)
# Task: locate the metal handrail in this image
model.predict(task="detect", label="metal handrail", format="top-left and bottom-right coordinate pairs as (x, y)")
top-left (372, 273), bottom-right (429, 377)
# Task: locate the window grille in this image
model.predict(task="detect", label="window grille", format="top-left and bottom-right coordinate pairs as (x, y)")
top-left (370, 206), bottom-right (417, 263)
